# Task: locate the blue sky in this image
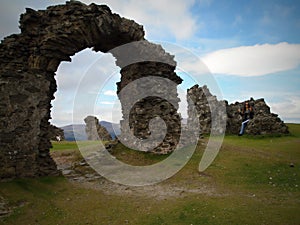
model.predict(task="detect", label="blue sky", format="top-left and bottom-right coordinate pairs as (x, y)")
top-left (1, 0), bottom-right (300, 126)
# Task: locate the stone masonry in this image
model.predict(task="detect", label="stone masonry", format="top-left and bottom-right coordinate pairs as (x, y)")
top-left (188, 85), bottom-right (289, 136)
top-left (1, 1), bottom-right (287, 180)
top-left (114, 41), bottom-right (182, 154)
top-left (0, 1), bottom-right (182, 179)
top-left (187, 85), bottom-right (227, 135)
top-left (226, 98), bottom-right (289, 135)
top-left (84, 116), bottom-right (112, 141)
top-left (48, 124), bottom-right (65, 141)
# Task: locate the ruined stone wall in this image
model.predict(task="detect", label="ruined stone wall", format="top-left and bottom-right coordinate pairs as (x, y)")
top-left (226, 98), bottom-right (289, 135)
top-left (114, 41), bottom-right (182, 154)
top-left (188, 85), bottom-right (289, 135)
top-left (0, 1), bottom-right (183, 178)
top-left (84, 116), bottom-right (112, 141)
top-left (187, 85), bottom-right (227, 136)
top-left (118, 63), bottom-right (182, 154)
top-left (48, 124), bottom-right (65, 141)
top-left (0, 1), bottom-right (143, 179)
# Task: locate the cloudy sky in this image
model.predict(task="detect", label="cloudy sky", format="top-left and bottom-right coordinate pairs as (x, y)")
top-left (1, 0), bottom-right (300, 126)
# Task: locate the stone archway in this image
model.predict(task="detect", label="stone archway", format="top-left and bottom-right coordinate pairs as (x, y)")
top-left (0, 1), bottom-right (182, 179)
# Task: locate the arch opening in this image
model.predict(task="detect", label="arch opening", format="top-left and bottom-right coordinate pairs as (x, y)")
top-left (0, 1), bottom-right (183, 179)
top-left (50, 48), bottom-right (120, 127)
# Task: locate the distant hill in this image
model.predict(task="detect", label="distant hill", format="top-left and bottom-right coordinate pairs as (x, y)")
top-left (61, 124), bottom-right (87, 141)
top-left (61, 121), bottom-right (120, 141)
top-left (60, 119), bottom-right (188, 141)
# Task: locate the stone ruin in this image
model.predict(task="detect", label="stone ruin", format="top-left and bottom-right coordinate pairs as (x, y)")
top-left (0, 1), bottom-right (290, 180)
top-left (48, 124), bottom-right (65, 141)
top-left (0, 1), bottom-right (182, 179)
top-left (187, 85), bottom-right (289, 135)
top-left (226, 98), bottom-right (289, 135)
top-left (115, 41), bottom-right (182, 154)
top-left (84, 116), bottom-right (112, 141)
top-left (187, 84), bottom-right (227, 135)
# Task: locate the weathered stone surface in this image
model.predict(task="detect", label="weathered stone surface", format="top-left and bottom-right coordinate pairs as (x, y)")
top-left (84, 116), bottom-right (112, 141)
top-left (188, 85), bottom-right (289, 136)
top-left (187, 85), bottom-right (227, 135)
top-left (226, 98), bottom-right (289, 135)
top-left (48, 124), bottom-right (65, 141)
top-left (117, 60), bottom-right (182, 154)
top-left (0, 2), bottom-right (139, 179)
top-left (0, 1), bottom-right (183, 179)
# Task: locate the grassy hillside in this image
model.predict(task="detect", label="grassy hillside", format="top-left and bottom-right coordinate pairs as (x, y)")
top-left (0, 124), bottom-right (299, 225)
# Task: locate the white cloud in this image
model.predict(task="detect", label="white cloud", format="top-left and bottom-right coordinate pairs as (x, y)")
top-left (94, 104), bottom-right (122, 124)
top-left (1, 0), bottom-right (198, 41)
top-left (103, 90), bottom-right (117, 96)
top-left (201, 42), bottom-right (300, 76)
top-left (97, 0), bottom-right (197, 40)
top-left (271, 95), bottom-right (300, 123)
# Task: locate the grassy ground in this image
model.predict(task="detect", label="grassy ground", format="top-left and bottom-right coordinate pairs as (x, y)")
top-left (0, 124), bottom-right (299, 225)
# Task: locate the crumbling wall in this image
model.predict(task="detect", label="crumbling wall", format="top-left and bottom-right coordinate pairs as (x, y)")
top-left (48, 124), bottom-right (65, 141)
top-left (188, 85), bottom-right (289, 135)
top-left (84, 116), bottom-right (112, 141)
top-left (0, 1), bottom-right (183, 179)
top-left (187, 85), bottom-right (227, 136)
top-left (0, 1), bottom-right (141, 179)
top-left (226, 98), bottom-right (289, 135)
top-left (114, 41), bottom-right (182, 154)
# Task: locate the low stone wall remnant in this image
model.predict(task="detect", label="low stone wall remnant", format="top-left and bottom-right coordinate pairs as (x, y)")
top-left (187, 85), bottom-right (289, 135)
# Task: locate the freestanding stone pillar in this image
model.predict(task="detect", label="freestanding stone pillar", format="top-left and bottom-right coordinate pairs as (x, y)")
top-left (113, 41), bottom-right (183, 154)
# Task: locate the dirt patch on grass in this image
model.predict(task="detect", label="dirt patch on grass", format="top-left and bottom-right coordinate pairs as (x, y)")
top-left (78, 178), bottom-right (224, 201)
top-left (50, 149), bottom-right (227, 200)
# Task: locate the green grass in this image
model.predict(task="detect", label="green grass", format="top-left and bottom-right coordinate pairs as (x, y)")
top-left (51, 141), bottom-right (79, 151)
top-left (110, 142), bottom-right (170, 165)
top-left (50, 140), bottom-right (104, 151)
top-left (1, 124), bottom-right (299, 225)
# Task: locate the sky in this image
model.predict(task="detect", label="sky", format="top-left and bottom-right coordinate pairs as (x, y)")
top-left (1, 0), bottom-right (300, 126)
